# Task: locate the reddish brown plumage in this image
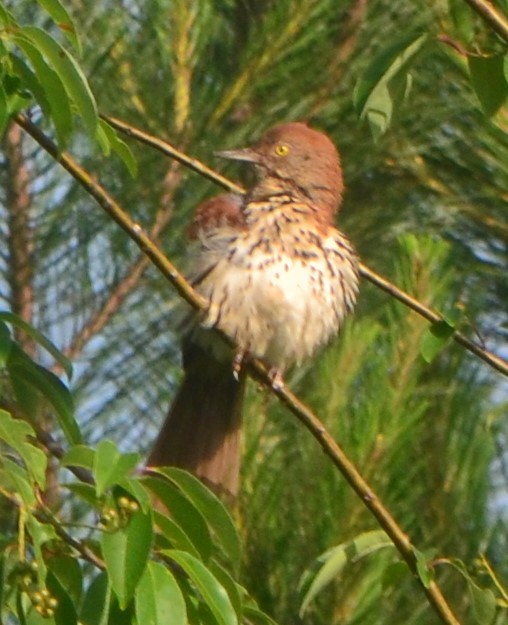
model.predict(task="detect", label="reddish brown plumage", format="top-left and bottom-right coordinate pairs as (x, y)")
top-left (148, 122), bottom-right (359, 496)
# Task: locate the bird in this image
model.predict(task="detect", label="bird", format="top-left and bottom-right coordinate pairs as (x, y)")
top-left (147, 122), bottom-right (359, 497)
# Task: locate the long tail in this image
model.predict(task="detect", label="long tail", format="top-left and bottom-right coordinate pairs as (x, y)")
top-left (147, 343), bottom-right (245, 496)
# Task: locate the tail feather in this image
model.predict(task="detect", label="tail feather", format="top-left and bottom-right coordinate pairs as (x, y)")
top-left (147, 343), bottom-right (245, 496)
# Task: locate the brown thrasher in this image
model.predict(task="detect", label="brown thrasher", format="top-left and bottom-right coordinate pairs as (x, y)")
top-left (148, 122), bottom-right (359, 496)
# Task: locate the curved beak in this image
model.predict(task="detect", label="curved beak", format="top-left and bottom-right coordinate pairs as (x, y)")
top-left (214, 147), bottom-right (259, 163)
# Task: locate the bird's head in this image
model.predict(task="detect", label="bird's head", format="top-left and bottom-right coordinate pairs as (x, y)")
top-left (217, 122), bottom-right (344, 217)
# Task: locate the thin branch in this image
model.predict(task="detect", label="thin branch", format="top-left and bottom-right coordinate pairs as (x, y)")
top-left (15, 113), bottom-right (461, 625)
top-left (101, 114), bottom-right (243, 194)
top-left (36, 504), bottom-right (105, 570)
top-left (463, 0), bottom-right (508, 43)
top-left (106, 115), bottom-right (508, 379)
top-left (359, 263), bottom-right (508, 377)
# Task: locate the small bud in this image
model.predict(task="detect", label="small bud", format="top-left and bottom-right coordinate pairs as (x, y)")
top-left (128, 501), bottom-right (139, 513)
top-left (48, 597), bottom-right (58, 609)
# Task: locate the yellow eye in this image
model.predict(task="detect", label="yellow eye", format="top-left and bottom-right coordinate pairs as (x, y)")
top-left (274, 144), bottom-right (289, 156)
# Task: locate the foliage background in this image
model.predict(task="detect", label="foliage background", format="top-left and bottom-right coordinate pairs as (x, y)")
top-left (1, 0), bottom-right (508, 624)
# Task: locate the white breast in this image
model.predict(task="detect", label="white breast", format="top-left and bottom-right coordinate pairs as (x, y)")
top-left (192, 223), bottom-right (358, 370)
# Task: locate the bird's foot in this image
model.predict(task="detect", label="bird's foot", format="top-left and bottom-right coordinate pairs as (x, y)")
top-left (232, 349), bottom-right (249, 381)
top-left (268, 367), bottom-right (284, 391)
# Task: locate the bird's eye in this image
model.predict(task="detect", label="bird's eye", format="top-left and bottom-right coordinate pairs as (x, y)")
top-left (274, 144), bottom-right (289, 156)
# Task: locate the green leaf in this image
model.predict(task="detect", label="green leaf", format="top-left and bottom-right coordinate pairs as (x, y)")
top-left (0, 82), bottom-right (8, 138)
top-left (444, 559), bottom-right (496, 625)
top-left (116, 477), bottom-right (151, 514)
top-left (298, 530), bottom-right (393, 616)
top-left (10, 34), bottom-right (73, 147)
top-left (0, 409), bottom-right (47, 489)
top-left (468, 54), bottom-right (508, 117)
top-left (354, 33), bottom-right (427, 139)
top-left (0, 4), bottom-right (16, 27)
top-left (0, 311), bottom-right (72, 379)
top-left (61, 482), bottom-right (100, 507)
top-left (164, 550), bottom-right (238, 625)
top-left (8, 344), bottom-right (81, 445)
top-left (26, 513), bottom-right (58, 581)
top-left (142, 475), bottom-right (212, 562)
top-left (93, 440), bottom-right (139, 497)
top-left (47, 556), bottom-right (83, 606)
top-left (207, 561), bottom-right (243, 622)
top-left (35, 0), bottom-right (81, 53)
top-left (0, 456), bottom-right (36, 506)
top-left (448, 0), bottom-right (475, 42)
top-left (97, 119), bottom-right (138, 177)
top-left (100, 507), bottom-right (153, 609)
top-left (420, 320), bottom-right (455, 363)
top-left (135, 561), bottom-right (186, 625)
top-left (413, 549), bottom-right (433, 588)
top-left (62, 445), bottom-right (95, 470)
top-left (80, 572), bottom-right (111, 625)
top-left (152, 468), bottom-right (240, 568)
top-left (9, 54), bottom-right (50, 117)
top-left (153, 511), bottom-right (202, 558)
top-left (0, 320), bottom-right (13, 367)
top-left (468, 583), bottom-right (496, 625)
top-left (17, 26), bottom-right (97, 137)
top-left (46, 570), bottom-right (78, 625)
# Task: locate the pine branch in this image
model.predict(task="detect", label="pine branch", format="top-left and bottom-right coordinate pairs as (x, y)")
top-left (104, 114), bottom-right (508, 379)
top-left (15, 112), bottom-right (461, 625)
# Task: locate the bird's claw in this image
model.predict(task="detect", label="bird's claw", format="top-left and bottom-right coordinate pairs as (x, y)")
top-left (268, 367), bottom-right (284, 390)
top-left (232, 349), bottom-right (248, 381)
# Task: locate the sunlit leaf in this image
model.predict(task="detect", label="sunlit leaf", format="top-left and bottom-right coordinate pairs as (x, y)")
top-left (0, 409), bottom-right (47, 489)
top-left (100, 507), bottom-right (153, 609)
top-left (61, 445), bottom-right (95, 470)
top-left (164, 550), bottom-right (238, 625)
top-left (35, 0), bottom-right (81, 53)
top-left (7, 344), bottom-right (80, 445)
top-left (420, 320), bottom-right (455, 363)
top-left (97, 119), bottom-right (138, 177)
top-left (16, 26), bottom-right (97, 137)
top-left (151, 468), bottom-right (240, 568)
top-left (354, 33), bottom-right (427, 138)
top-left (10, 34), bottom-right (73, 147)
top-left (93, 440), bottom-right (139, 497)
top-left (142, 475), bottom-right (212, 562)
top-left (135, 561), bottom-right (186, 625)
top-left (299, 530), bottom-right (393, 615)
top-left (0, 311), bottom-right (72, 379)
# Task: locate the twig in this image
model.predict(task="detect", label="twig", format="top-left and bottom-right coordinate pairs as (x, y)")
top-left (101, 115), bottom-right (243, 194)
top-left (36, 504), bottom-right (105, 570)
top-left (359, 263), bottom-right (508, 377)
top-left (15, 113), bottom-right (461, 625)
top-left (106, 115), bottom-right (508, 379)
top-left (462, 0), bottom-right (508, 43)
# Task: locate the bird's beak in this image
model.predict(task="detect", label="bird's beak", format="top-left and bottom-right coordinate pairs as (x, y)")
top-left (214, 147), bottom-right (259, 163)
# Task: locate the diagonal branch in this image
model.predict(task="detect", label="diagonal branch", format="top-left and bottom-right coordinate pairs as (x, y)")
top-left (462, 0), bottom-right (508, 43)
top-left (104, 115), bottom-right (508, 379)
top-left (15, 113), bottom-right (461, 625)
